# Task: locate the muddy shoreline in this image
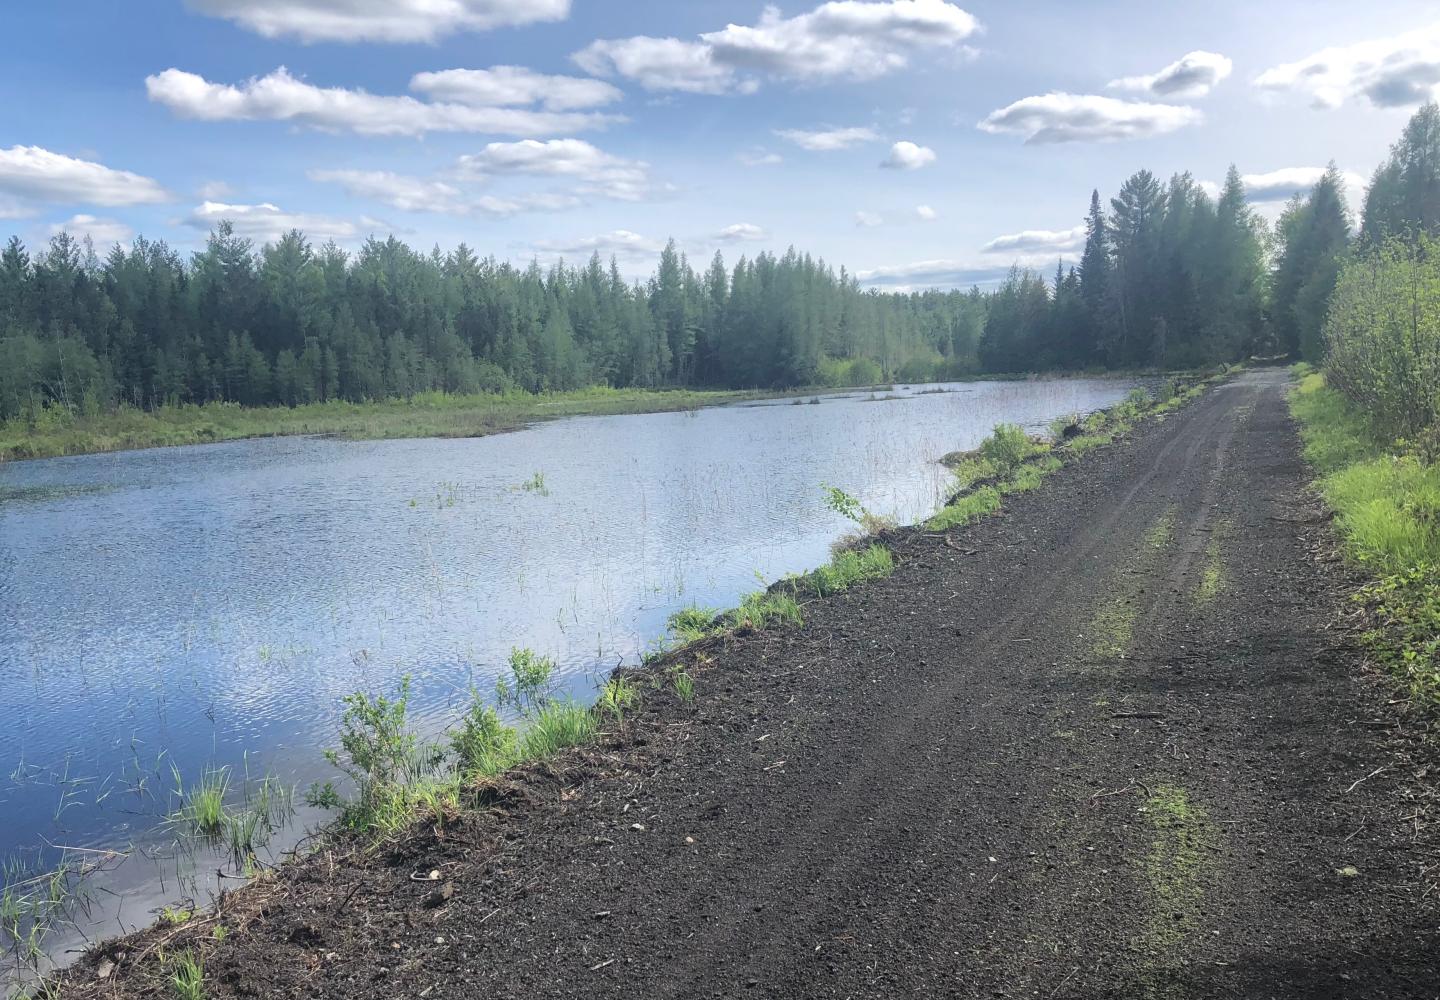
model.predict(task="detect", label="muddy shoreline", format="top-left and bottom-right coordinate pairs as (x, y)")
top-left (54, 369), bottom-right (1440, 999)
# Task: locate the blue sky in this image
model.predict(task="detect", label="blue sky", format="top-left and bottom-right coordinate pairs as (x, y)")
top-left (3, 0), bottom-right (1439, 289)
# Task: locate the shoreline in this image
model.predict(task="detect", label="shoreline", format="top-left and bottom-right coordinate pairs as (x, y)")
top-left (0, 369), bottom-right (1204, 466)
top-left (28, 373), bottom-right (1240, 997)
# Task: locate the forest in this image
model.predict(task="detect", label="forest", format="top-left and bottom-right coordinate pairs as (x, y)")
top-left (1, 104), bottom-right (1437, 424)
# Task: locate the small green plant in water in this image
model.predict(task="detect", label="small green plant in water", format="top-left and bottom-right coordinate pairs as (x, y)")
top-left (175, 767), bottom-right (231, 837)
top-left (495, 648), bottom-right (556, 713)
top-left (518, 471), bottom-right (549, 496)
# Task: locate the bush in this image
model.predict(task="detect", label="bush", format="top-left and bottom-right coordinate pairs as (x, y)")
top-left (450, 695), bottom-right (518, 777)
top-left (1324, 238), bottom-right (1440, 452)
top-left (979, 423), bottom-right (1043, 472)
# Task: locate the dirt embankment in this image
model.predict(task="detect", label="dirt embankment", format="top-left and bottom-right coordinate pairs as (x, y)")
top-left (65, 370), bottom-right (1440, 999)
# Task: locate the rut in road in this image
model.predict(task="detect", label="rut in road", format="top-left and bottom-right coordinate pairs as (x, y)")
top-left (132, 370), bottom-right (1437, 1000)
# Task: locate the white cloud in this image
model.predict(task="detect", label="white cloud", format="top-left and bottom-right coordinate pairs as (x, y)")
top-left (184, 0), bottom-right (569, 43)
top-left (1108, 51), bottom-right (1233, 99)
top-left (0, 145), bottom-right (169, 207)
top-left (470, 193), bottom-right (584, 217)
top-left (146, 67), bottom-right (620, 138)
top-left (1239, 167), bottom-right (1367, 204)
top-left (981, 225), bottom-right (1085, 255)
top-left (717, 222), bottom-right (769, 242)
top-left (48, 214), bottom-right (134, 247)
top-left (855, 210), bottom-right (884, 227)
top-left (409, 67), bottom-right (622, 111)
top-left (978, 93), bottom-right (1202, 143)
top-left (775, 126), bottom-right (880, 151)
top-left (455, 139), bottom-right (660, 201)
top-left (198, 180), bottom-right (233, 200)
top-left (532, 229), bottom-right (667, 260)
top-left (857, 258), bottom-right (1012, 290)
top-left (738, 149), bottom-right (784, 167)
top-left (186, 200), bottom-right (370, 243)
top-left (881, 140), bottom-right (936, 169)
top-left (915, 204), bottom-right (938, 220)
top-left (573, 0), bottom-right (979, 94)
top-left (573, 38), bottom-right (744, 95)
top-left (1254, 24), bottom-right (1440, 109)
top-left (308, 170), bottom-right (472, 215)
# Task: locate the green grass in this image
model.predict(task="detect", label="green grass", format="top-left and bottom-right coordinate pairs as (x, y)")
top-left (802, 544), bottom-right (895, 596)
top-left (728, 592), bottom-right (803, 631)
top-left (671, 670), bottom-right (696, 703)
top-left (167, 949), bottom-right (205, 1000)
top-left (175, 767), bottom-right (231, 837)
top-left (1141, 784), bottom-right (1216, 951)
top-left (666, 606), bottom-right (724, 643)
top-left (0, 385), bottom-right (778, 463)
top-left (1290, 370), bottom-right (1440, 708)
top-left (519, 701), bottom-right (599, 759)
top-left (927, 485), bottom-right (1002, 531)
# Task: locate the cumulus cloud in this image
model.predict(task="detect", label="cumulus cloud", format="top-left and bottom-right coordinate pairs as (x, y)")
top-left (455, 139), bottom-right (660, 201)
top-left (855, 210), bottom-right (884, 227)
top-left (738, 148), bottom-right (784, 167)
top-left (856, 258), bottom-right (1012, 290)
top-left (307, 170), bottom-right (472, 215)
top-left (48, 214), bottom-right (134, 247)
top-left (1254, 24), bottom-right (1440, 109)
top-left (915, 204), bottom-right (938, 220)
top-left (573, 0), bottom-right (979, 94)
top-left (775, 126), bottom-right (880, 151)
top-left (1108, 51), bottom-right (1233, 99)
top-left (146, 67), bottom-right (620, 138)
top-left (981, 225), bottom-right (1085, 255)
top-left (185, 200), bottom-right (369, 243)
top-left (184, 0), bottom-right (569, 43)
top-left (532, 230), bottom-right (667, 260)
top-left (409, 67), bottom-right (622, 111)
top-left (717, 222), bottom-right (769, 242)
top-left (881, 140), bottom-right (936, 169)
top-left (0, 145), bottom-right (169, 207)
top-left (1239, 166), bottom-right (1367, 204)
top-left (978, 93), bottom-right (1202, 143)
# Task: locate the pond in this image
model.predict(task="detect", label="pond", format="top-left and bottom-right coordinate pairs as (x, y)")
top-left (0, 377), bottom-right (1142, 977)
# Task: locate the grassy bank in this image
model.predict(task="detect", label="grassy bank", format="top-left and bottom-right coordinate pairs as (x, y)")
top-left (1289, 368), bottom-right (1440, 709)
top-left (0, 387), bottom-right (777, 463)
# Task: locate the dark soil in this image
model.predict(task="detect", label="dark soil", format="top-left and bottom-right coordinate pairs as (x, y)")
top-left (66, 370), bottom-right (1440, 999)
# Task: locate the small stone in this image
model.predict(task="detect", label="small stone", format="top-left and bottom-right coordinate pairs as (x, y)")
top-left (630, 823), bottom-right (646, 832)
top-left (1337, 865), bottom-right (1360, 878)
top-left (685, 836), bottom-right (695, 844)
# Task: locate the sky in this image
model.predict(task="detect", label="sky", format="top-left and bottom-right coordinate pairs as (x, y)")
top-left (3, 0), bottom-right (1440, 290)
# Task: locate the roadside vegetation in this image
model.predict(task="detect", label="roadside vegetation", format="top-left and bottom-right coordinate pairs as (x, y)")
top-left (1283, 103), bottom-right (1440, 712)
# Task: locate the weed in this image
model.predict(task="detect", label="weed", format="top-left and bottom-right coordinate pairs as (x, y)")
top-left (449, 695), bottom-right (518, 778)
top-left (927, 486), bottom-right (1001, 531)
top-left (495, 649), bottom-right (556, 714)
top-left (519, 701), bottom-right (598, 759)
top-left (672, 670), bottom-right (696, 703)
top-left (160, 905), bottom-right (194, 926)
top-left (979, 422), bottom-right (1046, 471)
top-left (804, 544), bottom-right (895, 596)
top-left (174, 767), bottom-right (231, 837)
top-left (667, 606), bottom-right (723, 644)
top-left (596, 677), bottom-right (639, 721)
top-left (167, 949), bottom-right (204, 1000)
top-left (726, 592), bottom-right (803, 631)
top-left (518, 471), bottom-right (549, 496)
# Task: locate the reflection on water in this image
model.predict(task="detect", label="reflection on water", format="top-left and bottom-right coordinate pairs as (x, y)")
top-left (0, 377), bottom-right (1140, 972)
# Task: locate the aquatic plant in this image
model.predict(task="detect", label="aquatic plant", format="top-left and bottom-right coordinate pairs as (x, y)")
top-left (495, 648), bottom-right (556, 714)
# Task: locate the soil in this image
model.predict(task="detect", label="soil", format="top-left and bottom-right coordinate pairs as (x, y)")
top-left (65, 369), bottom-right (1440, 999)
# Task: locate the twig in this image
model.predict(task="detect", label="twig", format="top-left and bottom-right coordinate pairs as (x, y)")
top-left (590, 958), bottom-right (615, 971)
top-left (1346, 766), bottom-right (1389, 793)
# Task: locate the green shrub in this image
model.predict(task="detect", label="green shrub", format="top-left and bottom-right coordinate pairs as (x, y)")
top-left (979, 423), bottom-right (1042, 471)
top-left (495, 648), bottom-right (556, 713)
top-left (449, 695), bottom-right (518, 777)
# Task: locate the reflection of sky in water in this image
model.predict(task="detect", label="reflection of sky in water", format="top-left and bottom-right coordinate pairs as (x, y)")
top-left (0, 377), bottom-right (1140, 963)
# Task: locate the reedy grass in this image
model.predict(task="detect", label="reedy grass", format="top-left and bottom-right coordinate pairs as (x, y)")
top-left (519, 701), bottom-right (598, 759)
top-left (671, 670), bottom-right (696, 703)
top-left (728, 592), bottom-right (803, 631)
top-left (174, 767), bottom-right (231, 838)
top-left (802, 544), bottom-right (895, 597)
top-left (166, 949), bottom-right (204, 1000)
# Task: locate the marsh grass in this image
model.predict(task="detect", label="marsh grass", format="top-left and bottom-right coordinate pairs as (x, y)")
top-left (728, 592), bottom-right (803, 631)
top-left (174, 767), bottom-right (231, 838)
top-left (519, 701), bottom-right (598, 759)
top-left (802, 544), bottom-right (895, 597)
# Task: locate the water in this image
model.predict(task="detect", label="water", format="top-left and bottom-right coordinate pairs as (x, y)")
top-left (0, 377), bottom-right (1141, 972)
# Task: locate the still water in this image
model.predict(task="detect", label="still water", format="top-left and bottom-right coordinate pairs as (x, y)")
top-left (0, 377), bottom-right (1140, 969)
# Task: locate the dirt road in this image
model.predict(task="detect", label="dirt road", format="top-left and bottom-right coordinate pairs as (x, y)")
top-left (83, 370), bottom-right (1440, 999)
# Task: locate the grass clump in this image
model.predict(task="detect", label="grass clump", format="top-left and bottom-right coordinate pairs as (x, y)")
top-left (174, 767), bottom-right (231, 837)
top-left (1141, 784), bottom-right (1215, 951)
top-left (805, 544), bottom-right (895, 596)
top-left (667, 605), bottom-right (724, 643)
top-left (167, 949), bottom-right (205, 1000)
top-left (927, 485), bottom-right (1001, 531)
top-left (519, 701), bottom-right (598, 759)
top-left (728, 592), bottom-right (803, 631)
top-left (450, 696), bottom-right (519, 778)
top-left (980, 422), bottom-right (1047, 471)
top-left (671, 670), bottom-right (696, 703)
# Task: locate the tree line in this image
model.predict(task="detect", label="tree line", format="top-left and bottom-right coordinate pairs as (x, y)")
top-left (8, 104), bottom-right (1439, 423)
